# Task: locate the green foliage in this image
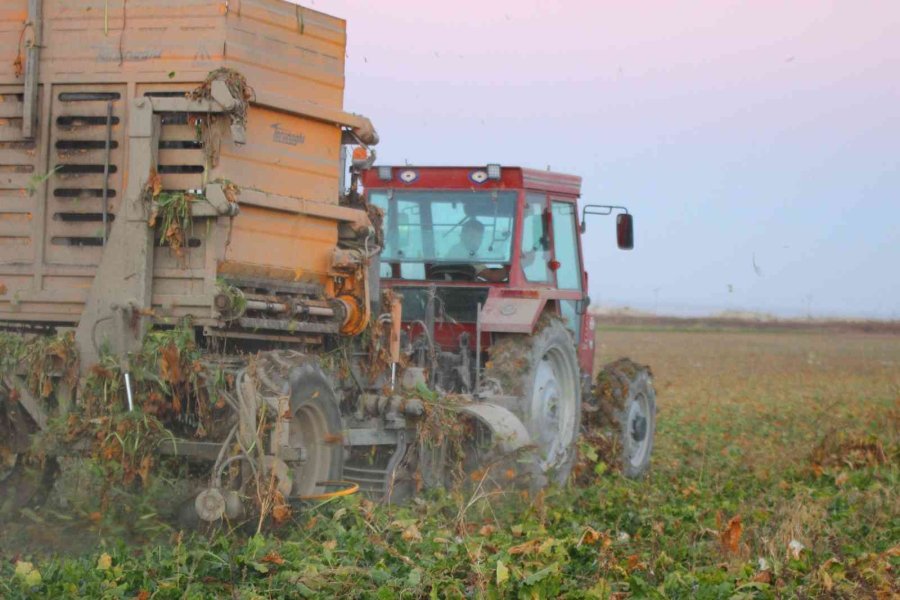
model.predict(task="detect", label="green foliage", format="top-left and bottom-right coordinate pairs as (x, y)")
top-left (79, 320), bottom-right (206, 423)
top-left (148, 190), bottom-right (198, 258)
top-left (25, 165), bottom-right (61, 197)
top-left (0, 330), bottom-right (78, 398)
top-left (0, 331), bottom-right (26, 373)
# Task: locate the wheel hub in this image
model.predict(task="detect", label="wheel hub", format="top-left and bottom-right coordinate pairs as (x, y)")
top-left (534, 360), bottom-right (561, 451)
top-left (624, 393), bottom-right (652, 467)
top-left (630, 414), bottom-right (647, 442)
top-left (289, 402), bottom-right (331, 497)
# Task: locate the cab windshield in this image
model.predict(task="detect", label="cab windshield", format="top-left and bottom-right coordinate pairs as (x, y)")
top-left (369, 190), bottom-right (517, 266)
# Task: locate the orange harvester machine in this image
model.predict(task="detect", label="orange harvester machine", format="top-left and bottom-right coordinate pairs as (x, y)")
top-left (0, 0), bottom-right (379, 364)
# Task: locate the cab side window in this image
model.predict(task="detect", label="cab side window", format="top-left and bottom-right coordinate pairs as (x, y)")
top-left (551, 200), bottom-right (583, 337)
top-left (520, 193), bottom-right (550, 282)
top-left (372, 190), bottom-right (426, 279)
top-left (551, 201), bottom-right (582, 291)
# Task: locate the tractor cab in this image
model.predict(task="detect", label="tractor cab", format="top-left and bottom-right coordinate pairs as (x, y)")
top-left (362, 165), bottom-right (633, 393)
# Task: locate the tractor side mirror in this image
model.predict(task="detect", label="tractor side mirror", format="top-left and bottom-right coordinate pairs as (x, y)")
top-left (581, 204), bottom-right (633, 248)
top-left (616, 213), bottom-right (634, 250)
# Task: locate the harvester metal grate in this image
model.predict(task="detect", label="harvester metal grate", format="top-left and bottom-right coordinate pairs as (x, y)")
top-left (46, 86), bottom-right (124, 259)
top-left (144, 89), bottom-right (208, 251)
top-left (0, 89), bottom-right (37, 264)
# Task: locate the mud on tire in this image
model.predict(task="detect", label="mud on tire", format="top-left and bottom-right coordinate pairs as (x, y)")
top-left (585, 358), bottom-right (656, 479)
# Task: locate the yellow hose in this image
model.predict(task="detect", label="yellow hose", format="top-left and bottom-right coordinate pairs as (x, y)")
top-left (297, 480), bottom-right (360, 501)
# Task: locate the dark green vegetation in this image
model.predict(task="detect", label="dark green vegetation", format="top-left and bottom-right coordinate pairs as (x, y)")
top-left (2, 326), bottom-right (898, 598)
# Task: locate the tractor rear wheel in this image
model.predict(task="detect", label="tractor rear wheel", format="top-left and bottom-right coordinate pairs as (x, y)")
top-left (485, 317), bottom-right (582, 486)
top-left (286, 361), bottom-right (344, 498)
top-left (618, 368), bottom-right (655, 478)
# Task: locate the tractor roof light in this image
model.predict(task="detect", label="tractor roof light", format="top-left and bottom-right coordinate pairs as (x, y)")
top-left (486, 163), bottom-right (502, 180)
top-left (351, 146), bottom-right (368, 162)
top-left (351, 146), bottom-right (375, 171)
top-left (377, 165), bottom-right (392, 181)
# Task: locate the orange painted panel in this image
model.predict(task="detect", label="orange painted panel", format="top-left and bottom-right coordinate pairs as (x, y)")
top-left (0, 0), bottom-right (367, 322)
top-left (221, 205), bottom-right (335, 283)
top-left (214, 104), bottom-right (341, 203)
top-left (0, 4), bottom-right (28, 80)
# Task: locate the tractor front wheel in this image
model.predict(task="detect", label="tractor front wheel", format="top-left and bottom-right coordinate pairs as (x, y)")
top-left (589, 358), bottom-right (656, 479)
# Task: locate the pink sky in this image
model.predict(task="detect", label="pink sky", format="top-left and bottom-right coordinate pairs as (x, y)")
top-left (294, 1), bottom-right (899, 317)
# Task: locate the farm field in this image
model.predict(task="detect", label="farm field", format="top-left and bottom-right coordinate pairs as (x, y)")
top-left (2, 324), bottom-right (898, 598)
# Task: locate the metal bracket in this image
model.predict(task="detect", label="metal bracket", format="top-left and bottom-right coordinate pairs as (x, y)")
top-left (458, 402), bottom-right (531, 454)
top-left (204, 183), bottom-right (240, 216)
top-left (73, 98), bottom-right (160, 371)
top-left (21, 0), bottom-right (43, 139)
top-left (210, 79), bottom-right (246, 144)
top-left (3, 376), bottom-right (48, 431)
top-left (580, 204), bottom-right (629, 233)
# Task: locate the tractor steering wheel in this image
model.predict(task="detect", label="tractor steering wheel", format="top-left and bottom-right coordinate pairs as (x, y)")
top-left (426, 264), bottom-right (479, 281)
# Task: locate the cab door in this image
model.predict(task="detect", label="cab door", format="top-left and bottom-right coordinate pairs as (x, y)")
top-left (550, 199), bottom-right (593, 374)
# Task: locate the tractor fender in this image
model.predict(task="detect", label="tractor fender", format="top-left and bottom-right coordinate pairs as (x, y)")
top-left (458, 403), bottom-right (531, 454)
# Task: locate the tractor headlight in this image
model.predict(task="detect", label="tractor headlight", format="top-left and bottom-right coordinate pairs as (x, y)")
top-left (486, 163), bottom-right (502, 180)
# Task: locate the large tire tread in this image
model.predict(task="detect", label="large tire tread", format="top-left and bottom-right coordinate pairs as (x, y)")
top-left (583, 358), bottom-right (656, 480)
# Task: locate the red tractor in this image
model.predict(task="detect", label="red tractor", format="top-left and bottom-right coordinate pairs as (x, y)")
top-left (361, 164), bottom-right (656, 485)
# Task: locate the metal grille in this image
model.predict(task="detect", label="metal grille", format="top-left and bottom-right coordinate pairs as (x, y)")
top-left (145, 90), bottom-right (207, 193)
top-left (46, 85), bottom-right (125, 263)
top-left (144, 90), bottom-right (208, 253)
top-left (0, 89), bottom-right (37, 265)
